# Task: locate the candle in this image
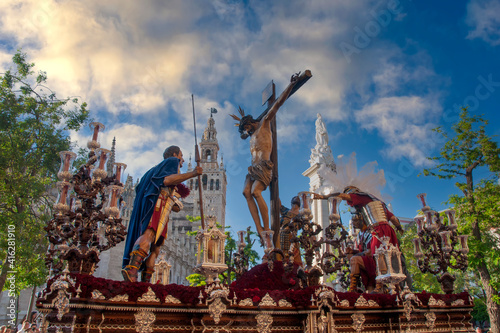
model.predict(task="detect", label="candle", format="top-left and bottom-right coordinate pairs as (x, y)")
top-left (439, 231), bottom-right (452, 253)
top-left (59, 184), bottom-right (69, 205)
top-left (55, 181), bottom-right (73, 213)
top-left (446, 210), bottom-right (458, 230)
top-left (98, 150), bottom-right (107, 169)
top-left (110, 190), bottom-right (118, 208)
top-left (415, 216), bottom-right (425, 233)
top-left (113, 163), bottom-right (127, 183)
top-left (64, 154), bottom-right (71, 172)
top-left (115, 165), bottom-right (122, 182)
top-left (266, 231), bottom-right (274, 249)
top-left (58, 151), bottom-right (77, 181)
top-left (237, 230), bottom-right (245, 243)
top-left (92, 149), bottom-right (111, 181)
top-left (458, 235), bottom-right (469, 254)
top-left (87, 122), bottom-right (105, 151)
top-left (92, 124), bottom-right (100, 141)
top-left (425, 211), bottom-right (434, 230)
top-left (237, 230), bottom-right (246, 250)
top-left (104, 185), bottom-right (123, 218)
top-left (413, 238), bottom-right (423, 258)
top-left (259, 230), bottom-right (275, 250)
top-left (329, 197), bottom-right (339, 215)
top-left (301, 192), bottom-right (309, 210)
top-left (299, 192), bottom-right (313, 218)
top-left (417, 193), bottom-right (427, 208)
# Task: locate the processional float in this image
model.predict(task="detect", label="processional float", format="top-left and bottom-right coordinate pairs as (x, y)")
top-left (37, 71), bottom-right (475, 331)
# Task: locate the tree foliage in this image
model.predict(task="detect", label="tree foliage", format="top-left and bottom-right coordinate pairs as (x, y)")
top-left (422, 107), bottom-right (500, 331)
top-left (0, 51), bottom-right (89, 293)
top-left (221, 226), bottom-right (260, 285)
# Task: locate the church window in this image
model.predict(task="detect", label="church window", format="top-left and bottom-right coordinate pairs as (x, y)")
top-left (206, 149), bottom-right (212, 161)
top-left (216, 179), bottom-right (220, 190)
top-left (195, 179), bottom-right (199, 190)
top-left (210, 179), bottom-right (214, 190)
top-left (202, 174), bottom-right (207, 190)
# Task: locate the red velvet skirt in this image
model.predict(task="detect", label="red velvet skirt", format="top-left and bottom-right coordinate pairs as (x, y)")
top-left (370, 222), bottom-right (399, 254)
top-left (360, 255), bottom-right (377, 288)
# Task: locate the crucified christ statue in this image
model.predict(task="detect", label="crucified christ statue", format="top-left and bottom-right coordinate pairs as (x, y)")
top-left (230, 71), bottom-right (310, 243)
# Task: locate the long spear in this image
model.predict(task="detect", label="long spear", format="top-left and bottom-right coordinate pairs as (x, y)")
top-left (192, 94), bottom-right (205, 230)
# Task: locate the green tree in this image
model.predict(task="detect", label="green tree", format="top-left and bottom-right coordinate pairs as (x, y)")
top-left (0, 51), bottom-right (89, 293)
top-left (221, 226), bottom-right (260, 285)
top-left (422, 107), bottom-right (500, 332)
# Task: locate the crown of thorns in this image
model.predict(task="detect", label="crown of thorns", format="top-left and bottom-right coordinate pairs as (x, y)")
top-left (229, 106), bottom-right (258, 134)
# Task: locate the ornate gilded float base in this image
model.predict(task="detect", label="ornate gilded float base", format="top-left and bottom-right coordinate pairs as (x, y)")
top-left (37, 274), bottom-right (474, 333)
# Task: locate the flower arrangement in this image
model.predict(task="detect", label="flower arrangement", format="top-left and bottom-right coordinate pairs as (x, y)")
top-left (42, 263), bottom-right (471, 309)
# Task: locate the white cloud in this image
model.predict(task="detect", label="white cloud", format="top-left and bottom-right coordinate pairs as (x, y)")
top-left (466, 0), bottom-right (500, 46)
top-left (0, 0), bottom-right (204, 114)
top-left (355, 95), bottom-right (441, 166)
top-left (0, 0), bottom-right (423, 176)
top-left (349, 45), bottom-right (445, 168)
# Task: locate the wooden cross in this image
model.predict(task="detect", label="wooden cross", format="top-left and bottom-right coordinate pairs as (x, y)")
top-left (257, 70), bottom-right (312, 247)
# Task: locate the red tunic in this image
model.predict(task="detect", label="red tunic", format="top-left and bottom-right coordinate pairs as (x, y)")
top-left (348, 193), bottom-right (399, 254)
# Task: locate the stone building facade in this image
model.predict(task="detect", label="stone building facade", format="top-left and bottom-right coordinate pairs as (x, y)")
top-left (185, 113), bottom-right (227, 227)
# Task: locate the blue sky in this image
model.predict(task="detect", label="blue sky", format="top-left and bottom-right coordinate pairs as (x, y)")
top-left (1, 0), bottom-right (499, 236)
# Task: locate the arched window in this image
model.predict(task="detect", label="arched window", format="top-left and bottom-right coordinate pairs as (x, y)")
top-left (210, 179), bottom-right (214, 190)
top-left (202, 174), bottom-right (208, 190)
top-left (216, 179), bottom-right (220, 191)
top-left (195, 179), bottom-right (199, 190)
top-left (206, 149), bottom-right (212, 161)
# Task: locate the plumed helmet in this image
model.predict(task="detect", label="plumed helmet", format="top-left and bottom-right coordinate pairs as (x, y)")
top-left (343, 186), bottom-right (360, 194)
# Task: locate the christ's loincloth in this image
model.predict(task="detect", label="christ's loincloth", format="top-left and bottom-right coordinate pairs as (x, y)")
top-left (247, 160), bottom-right (274, 188)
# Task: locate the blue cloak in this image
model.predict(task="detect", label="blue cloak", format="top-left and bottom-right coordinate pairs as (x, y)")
top-left (122, 157), bottom-right (180, 268)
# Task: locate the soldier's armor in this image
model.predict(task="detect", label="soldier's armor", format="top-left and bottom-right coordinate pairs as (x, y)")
top-left (361, 201), bottom-right (387, 226)
top-left (356, 229), bottom-right (372, 252)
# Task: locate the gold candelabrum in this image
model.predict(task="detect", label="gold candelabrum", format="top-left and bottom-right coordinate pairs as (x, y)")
top-left (273, 192), bottom-right (350, 287)
top-left (412, 193), bottom-right (469, 294)
top-left (194, 216), bottom-right (228, 284)
top-left (45, 122), bottom-right (127, 276)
